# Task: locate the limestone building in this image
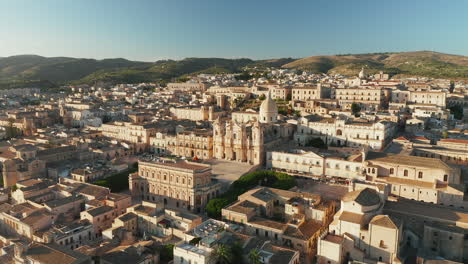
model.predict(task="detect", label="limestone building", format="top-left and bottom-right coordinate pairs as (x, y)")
top-left (100, 121), bottom-right (157, 152)
top-left (266, 148), bottom-right (366, 180)
top-left (291, 84), bottom-right (330, 101)
top-left (167, 82), bottom-right (210, 92)
top-left (295, 115), bottom-right (396, 150)
top-left (0, 117), bottom-right (36, 136)
top-left (383, 199), bottom-right (468, 262)
top-left (170, 105), bottom-right (223, 121)
top-left (409, 91), bottom-right (446, 107)
top-left (270, 84), bottom-right (292, 100)
top-left (12, 242), bottom-right (92, 264)
top-left (129, 159), bottom-right (221, 213)
top-left (364, 152), bottom-right (465, 208)
top-left (1, 143), bottom-right (82, 187)
top-left (335, 87), bottom-right (390, 111)
top-left (393, 137), bottom-right (468, 167)
top-left (222, 187), bottom-right (336, 263)
top-left (174, 220), bottom-right (301, 264)
top-left (110, 201), bottom-right (202, 241)
top-left (150, 128), bottom-right (214, 159)
top-left (391, 89), bottom-right (447, 107)
top-left (317, 188), bottom-right (403, 264)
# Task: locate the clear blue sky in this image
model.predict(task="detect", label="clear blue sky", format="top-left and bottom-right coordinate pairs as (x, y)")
top-left (1, 0), bottom-right (467, 61)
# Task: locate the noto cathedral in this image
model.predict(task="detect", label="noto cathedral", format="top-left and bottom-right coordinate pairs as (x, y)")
top-left (213, 92), bottom-right (294, 165)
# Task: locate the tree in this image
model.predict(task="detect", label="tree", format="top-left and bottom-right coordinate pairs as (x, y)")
top-left (5, 118), bottom-right (19, 139)
top-left (305, 138), bottom-right (327, 149)
top-left (448, 105), bottom-right (463, 120)
top-left (442, 131), bottom-right (449, 139)
top-left (159, 244), bottom-right (174, 262)
top-left (231, 242), bottom-right (244, 264)
top-left (351, 103), bottom-right (361, 117)
top-left (258, 94), bottom-right (266, 101)
top-left (211, 244), bottom-right (233, 264)
top-left (206, 198), bottom-right (230, 219)
top-left (278, 106), bottom-right (288, 116)
top-left (176, 77), bottom-right (189, 83)
top-left (248, 249), bottom-right (261, 264)
top-left (236, 72), bottom-right (252, 81)
top-left (293, 110), bottom-right (301, 118)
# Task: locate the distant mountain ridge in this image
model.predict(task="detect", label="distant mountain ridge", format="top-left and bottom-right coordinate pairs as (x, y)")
top-left (282, 51), bottom-right (468, 79)
top-left (0, 55), bottom-right (292, 88)
top-left (0, 55), bottom-right (149, 83)
top-left (0, 51), bottom-right (467, 89)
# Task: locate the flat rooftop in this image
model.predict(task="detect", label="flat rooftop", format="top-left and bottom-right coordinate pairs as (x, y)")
top-left (176, 243), bottom-right (209, 256)
top-left (384, 200), bottom-right (468, 226)
top-left (139, 159), bottom-right (211, 172)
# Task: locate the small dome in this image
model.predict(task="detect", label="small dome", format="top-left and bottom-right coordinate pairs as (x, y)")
top-left (343, 188), bottom-right (380, 206)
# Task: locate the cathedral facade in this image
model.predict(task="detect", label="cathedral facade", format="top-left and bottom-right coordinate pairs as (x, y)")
top-left (213, 92), bottom-right (294, 165)
top-left (213, 118), bottom-right (264, 165)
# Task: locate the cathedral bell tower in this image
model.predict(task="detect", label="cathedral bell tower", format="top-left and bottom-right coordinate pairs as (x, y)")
top-left (213, 117), bottom-right (225, 159)
top-left (252, 121), bottom-right (264, 165)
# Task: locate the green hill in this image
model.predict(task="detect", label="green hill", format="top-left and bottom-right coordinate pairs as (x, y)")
top-left (0, 55), bottom-right (149, 83)
top-left (0, 51), bottom-right (467, 89)
top-left (0, 56), bottom-right (263, 88)
top-left (282, 51), bottom-right (468, 79)
top-left (76, 57), bottom-right (256, 84)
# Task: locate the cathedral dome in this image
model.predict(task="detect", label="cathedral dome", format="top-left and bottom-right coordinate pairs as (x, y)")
top-left (260, 92), bottom-right (277, 113)
top-left (259, 91), bottom-right (278, 123)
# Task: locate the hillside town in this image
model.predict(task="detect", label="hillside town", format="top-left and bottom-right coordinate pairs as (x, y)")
top-left (0, 68), bottom-right (467, 264)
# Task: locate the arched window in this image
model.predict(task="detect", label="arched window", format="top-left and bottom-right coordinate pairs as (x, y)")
top-left (336, 129), bottom-right (342, 136)
top-left (418, 172), bottom-right (423, 179)
top-left (443, 174), bottom-right (448, 182)
top-left (404, 170), bottom-right (408, 176)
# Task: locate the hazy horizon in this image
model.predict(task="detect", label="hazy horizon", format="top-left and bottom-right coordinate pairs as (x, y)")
top-left (1, 50), bottom-right (467, 63)
top-left (2, 0), bottom-right (468, 61)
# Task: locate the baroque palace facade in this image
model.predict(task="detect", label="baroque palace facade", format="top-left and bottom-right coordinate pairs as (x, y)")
top-left (129, 159), bottom-right (221, 213)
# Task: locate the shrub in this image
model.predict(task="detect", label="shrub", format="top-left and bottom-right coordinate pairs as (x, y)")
top-left (189, 237), bottom-right (202, 245)
top-left (159, 244), bottom-right (174, 262)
